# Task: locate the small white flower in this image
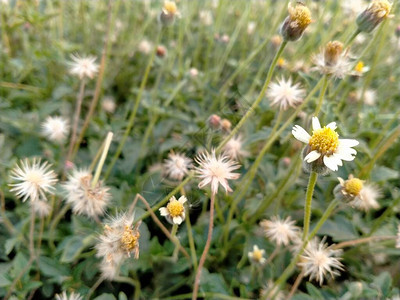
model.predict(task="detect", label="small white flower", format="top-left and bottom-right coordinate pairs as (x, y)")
top-left (159, 195), bottom-right (187, 225)
top-left (292, 116), bottom-right (359, 171)
top-left (248, 245), bottom-right (266, 265)
top-left (260, 216), bottom-right (300, 246)
top-left (30, 199), bottom-right (52, 217)
top-left (199, 10), bottom-right (213, 26)
top-left (102, 97), bottom-right (116, 113)
top-left (247, 21), bottom-right (256, 35)
top-left (195, 149), bottom-right (240, 195)
top-left (358, 89), bottom-right (376, 106)
top-left (68, 54), bottom-right (99, 80)
top-left (266, 77), bottom-right (305, 110)
top-left (163, 151), bottom-right (192, 181)
top-left (222, 136), bottom-right (248, 160)
top-left (9, 158), bottom-right (58, 202)
top-left (41, 116), bottom-right (69, 143)
top-left (63, 169), bottom-right (110, 218)
top-left (299, 237), bottom-right (344, 285)
top-left (138, 39), bottom-right (152, 54)
top-left (55, 291), bottom-right (83, 300)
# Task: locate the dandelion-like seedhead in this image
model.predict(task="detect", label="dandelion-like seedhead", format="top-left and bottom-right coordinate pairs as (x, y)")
top-left (63, 169), bottom-right (111, 218)
top-left (68, 54), bottom-right (99, 80)
top-left (163, 151), bottom-right (192, 181)
top-left (267, 77), bottom-right (305, 110)
top-left (357, 0), bottom-right (393, 33)
top-left (55, 291), bottom-right (83, 300)
top-left (260, 216), bottom-right (300, 246)
top-left (9, 158), bottom-right (58, 202)
top-left (260, 280), bottom-right (286, 300)
top-left (195, 149), bottom-right (240, 195)
top-left (222, 136), bottom-right (248, 160)
top-left (159, 195), bottom-right (187, 225)
top-left (292, 116), bottom-right (359, 172)
top-left (30, 199), bottom-right (52, 217)
top-left (41, 116), bottom-right (70, 143)
top-left (280, 2), bottom-right (312, 41)
top-left (299, 237), bottom-right (344, 285)
top-left (248, 245), bottom-right (266, 265)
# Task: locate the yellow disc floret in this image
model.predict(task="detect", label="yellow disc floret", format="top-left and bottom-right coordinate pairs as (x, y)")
top-left (252, 249), bottom-right (263, 262)
top-left (344, 178), bottom-right (363, 196)
top-left (121, 225), bottom-right (140, 252)
top-left (167, 199), bottom-right (184, 217)
top-left (324, 41), bottom-right (343, 65)
top-left (309, 127), bottom-right (339, 155)
top-left (354, 61), bottom-right (364, 73)
top-left (370, 0), bottom-right (392, 18)
top-left (288, 3), bottom-right (312, 29)
top-left (163, 1), bottom-right (177, 15)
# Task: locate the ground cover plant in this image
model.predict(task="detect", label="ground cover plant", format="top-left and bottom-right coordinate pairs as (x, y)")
top-left (1, 0), bottom-right (400, 299)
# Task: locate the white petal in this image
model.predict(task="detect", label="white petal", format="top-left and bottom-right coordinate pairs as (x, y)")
top-left (337, 146), bottom-right (357, 155)
top-left (173, 216), bottom-right (183, 225)
top-left (339, 139), bottom-right (359, 147)
top-left (326, 122), bottom-right (337, 130)
top-left (159, 207), bottom-right (169, 216)
top-left (335, 150), bottom-right (356, 161)
top-left (312, 117), bottom-right (321, 130)
top-left (292, 125), bottom-right (311, 143)
top-left (323, 155), bottom-right (339, 171)
top-left (304, 150), bottom-right (321, 163)
top-left (178, 196), bottom-right (187, 204)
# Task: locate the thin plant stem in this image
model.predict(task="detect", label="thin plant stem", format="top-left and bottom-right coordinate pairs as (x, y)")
top-left (192, 193), bottom-right (216, 300)
top-left (114, 276), bottom-right (141, 300)
top-left (165, 293), bottom-right (251, 300)
top-left (314, 75), bottom-right (328, 116)
top-left (216, 40), bottom-right (288, 152)
top-left (287, 270), bottom-right (305, 300)
top-left (0, 189), bottom-right (15, 234)
top-left (265, 246), bottom-right (281, 265)
top-left (332, 236), bottom-right (395, 250)
top-left (181, 187), bottom-right (198, 271)
top-left (344, 29), bottom-right (360, 47)
top-left (3, 257), bottom-right (34, 300)
top-left (86, 277), bottom-right (104, 300)
top-left (88, 138), bottom-right (107, 172)
top-left (302, 171), bottom-right (318, 241)
top-left (171, 224), bottom-right (179, 260)
top-left (91, 132), bottom-right (113, 188)
top-left (29, 205), bottom-right (36, 259)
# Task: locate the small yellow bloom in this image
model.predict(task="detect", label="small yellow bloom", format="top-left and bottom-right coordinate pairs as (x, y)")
top-left (324, 41), bottom-right (344, 66)
top-left (354, 61), bottom-right (364, 73)
top-left (344, 177), bottom-right (364, 196)
top-left (163, 1), bottom-right (177, 15)
top-left (280, 3), bottom-right (312, 41)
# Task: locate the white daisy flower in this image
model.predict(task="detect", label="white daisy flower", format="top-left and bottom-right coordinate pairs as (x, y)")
top-left (266, 77), bottom-right (305, 110)
top-left (292, 116), bottom-right (359, 171)
top-left (299, 237), bottom-right (344, 285)
top-left (41, 116), bottom-right (70, 143)
top-left (55, 291), bottom-right (83, 300)
top-left (260, 216), bottom-right (300, 246)
top-left (195, 149), bottom-right (240, 195)
top-left (159, 195), bottom-right (187, 225)
top-left (163, 151), bottom-right (192, 181)
top-left (68, 54), bottom-right (99, 80)
top-left (9, 158), bottom-right (58, 202)
top-left (248, 245), bottom-right (266, 265)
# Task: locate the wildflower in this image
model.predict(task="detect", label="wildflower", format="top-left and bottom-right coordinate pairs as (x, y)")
top-left (221, 34), bottom-right (230, 43)
top-left (334, 175), bottom-right (380, 211)
top-left (292, 116), bottom-right (359, 172)
top-left (55, 291), bottom-right (83, 300)
top-left (271, 35), bottom-right (283, 48)
top-left (63, 169), bottom-right (111, 218)
top-left (248, 245), bottom-right (266, 265)
top-left (312, 41), bottom-right (351, 79)
top-left (96, 213), bottom-right (141, 279)
top-left (41, 116), bottom-right (69, 143)
top-left (222, 136), bottom-right (248, 160)
top-left (260, 280), bottom-right (286, 300)
top-left (220, 119), bottom-right (232, 132)
top-left (267, 77), bottom-right (305, 110)
top-left (68, 54), bottom-right (99, 80)
top-left (138, 39), bottom-right (152, 54)
top-left (351, 61), bottom-right (370, 76)
top-left (299, 237), bottom-right (344, 285)
top-left (195, 150), bottom-right (240, 195)
top-left (163, 151), bottom-right (192, 181)
top-left (342, 0), bottom-right (367, 16)
top-left (247, 21), bottom-right (256, 35)
top-left (359, 89), bottom-right (376, 105)
top-left (260, 216), bottom-right (300, 246)
top-left (9, 158), bottom-right (58, 202)
top-left (280, 2), bottom-right (312, 41)
top-left (156, 45), bottom-right (167, 57)
top-left (30, 199), bottom-right (52, 217)
top-left (160, 1), bottom-right (179, 26)
top-left (189, 67), bottom-right (199, 78)
top-left (159, 195), bottom-right (187, 225)
top-left (277, 58), bottom-right (286, 68)
top-left (199, 10), bottom-right (213, 26)
top-left (396, 225), bottom-right (400, 249)
top-left (208, 114), bottom-right (221, 129)
top-left (102, 97), bottom-right (116, 113)
top-left (357, 0), bottom-right (393, 33)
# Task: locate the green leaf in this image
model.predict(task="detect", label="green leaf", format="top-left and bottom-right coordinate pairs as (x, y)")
top-left (306, 282), bottom-right (324, 300)
top-left (317, 215), bottom-right (359, 241)
top-left (39, 256), bottom-right (69, 281)
top-left (200, 269), bottom-right (230, 295)
top-left (371, 166), bottom-right (399, 182)
top-left (93, 294), bottom-right (117, 300)
top-left (60, 236), bottom-right (86, 263)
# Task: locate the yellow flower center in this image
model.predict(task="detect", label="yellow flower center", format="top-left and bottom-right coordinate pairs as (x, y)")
top-left (324, 41), bottom-right (343, 65)
top-left (344, 178), bottom-right (363, 195)
top-left (167, 199), bottom-right (184, 217)
top-left (277, 58), bottom-right (285, 67)
top-left (121, 225), bottom-right (140, 252)
top-left (309, 127), bottom-right (339, 155)
top-left (163, 1), bottom-right (177, 15)
top-left (252, 249), bottom-right (263, 262)
top-left (370, 0), bottom-right (392, 18)
top-left (354, 61), bottom-right (364, 73)
top-left (289, 4), bottom-right (312, 29)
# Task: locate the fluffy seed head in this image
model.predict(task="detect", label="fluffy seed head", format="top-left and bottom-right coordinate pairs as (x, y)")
top-left (324, 41), bottom-right (344, 66)
top-left (41, 116), bottom-right (70, 143)
top-left (312, 42), bottom-right (351, 79)
top-left (68, 54), bottom-right (99, 80)
top-left (260, 216), bottom-right (300, 246)
top-left (222, 136), bottom-right (248, 160)
top-left (55, 291), bottom-right (83, 300)
top-left (30, 199), bottom-right (52, 217)
top-left (267, 77), bottom-right (305, 110)
top-left (9, 158), bottom-right (58, 202)
top-left (163, 151), bottom-right (192, 181)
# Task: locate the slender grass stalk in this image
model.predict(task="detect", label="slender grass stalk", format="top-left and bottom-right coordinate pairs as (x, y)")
top-left (287, 270), bottom-right (305, 300)
top-left (344, 29), bottom-right (361, 47)
top-left (91, 132), bottom-right (113, 188)
top-left (302, 171), bottom-right (318, 241)
top-left (314, 75), bottom-right (329, 116)
top-left (332, 235), bottom-right (395, 250)
top-left (192, 193), bottom-right (216, 300)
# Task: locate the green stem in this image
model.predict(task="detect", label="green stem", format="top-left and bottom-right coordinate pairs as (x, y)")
top-left (104, 30), bottom-right (162, 179)
top-left (91, 132), bottom-right (113, 188)
top-left (302, 171), bottom-right (318, 241)
top-left (368, 197), bottom-right (400, 236)
top-left (314, 75), bottom-right (328, 116)
top-left (216, 40), bottom-right (288, 152)
top-left (344, 29), bottom-right (360, 48)
top-left (184, 204), bottom-right (198, 271)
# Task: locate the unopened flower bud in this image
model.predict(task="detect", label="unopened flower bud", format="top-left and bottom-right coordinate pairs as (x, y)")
top-left (324, 41), bottom-right (343, 66)
top-left (280, 3), bottom-right (312, 42)
top-left (156, 45), bottom-right (167, 57)
top-left (208, 114), bottom-right (221, 129)
top-left (221, 119), bottom-right (232, 132)
top-left (356, 0), bottom-right (392, 33)
top-left (159, 1), bottom-right (178, 26)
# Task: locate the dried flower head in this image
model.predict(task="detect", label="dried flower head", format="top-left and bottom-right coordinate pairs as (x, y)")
top-left (195, 150), bottom-right (240, 195)
top-left (68, 54), bottom-right (99, 80)
top-left (280, 2), bottom-right (312, 41)
top-left (160, 1), bottom-right (179, 26)
top-left (55, 291), bottom-right (83, 300)
top-left (163, 151), bottom-right (192, 181)
top-left (222, 136), bottom-right (248, 160)
top-left (292, 117), bottom-right (359, 172)
top-left (334, 175), bottom-right (380, 211)
top-left (357, 0), bottom-right (393, 33)
top-left (30, 199), bottom-right (52, 217)
top-left (41, 116), bottom-right (70, 143)
top-left (96, 213), bottom-right (141, 279)
top-left (220, 119), bottom-right (232, 132)
top-left (260, 216), bottom-right (300, 246)
top-left (63, 169), bottom-right (111, 218)
top-left (248, 245), bottom-right (266, 265)
top-left (159, 195), bottom-right (187, 225)
top-left (9, 158), bottom-right (58, 202)
top-left (267, 77), bottom-right (305, 110)
top-left (299, 237), bottom-right (344, 285)
top-left (102, 97), bottom-right (116, 113)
